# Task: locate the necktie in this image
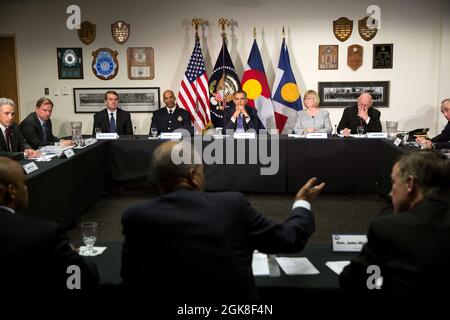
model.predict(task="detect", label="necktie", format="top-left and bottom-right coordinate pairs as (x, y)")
top-left (5, 126), bottom-right (11, 152)
top-left (109, 113), bottom-right (116, 133)
top-left (42, 122), bottom-right (48, 143)
top-left (169, 109), bottom-right (173, 115)
top-left (236, 114), bottom-right (245, 133)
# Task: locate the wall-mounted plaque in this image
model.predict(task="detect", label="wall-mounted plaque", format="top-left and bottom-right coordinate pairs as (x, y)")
top-left (92, 48), bottom-right (119, 80)
top-left (333, 17), bottom-right (353, 42)
top-left (127, 47), bottom-right (155, 80)
top-left (318, 45), bottom-right (338, 70)
top-left (347, 44), bottom-right (363, 71)
top-left (57, 48), bottom-right (83, 79)
top-left (111, 20), bottom-right (130, 45)
top-left (373, 44), bottom-right (393, 69)
top-left (78, 21), bottom-right (96, 45)
top-left (358, 16), bottom-right (378, 41)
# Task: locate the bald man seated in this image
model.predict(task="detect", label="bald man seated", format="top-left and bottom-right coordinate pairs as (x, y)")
top-left (337, 93), bottom-right (382, 136)
top-left (0, 157), bottom-right (99, 292)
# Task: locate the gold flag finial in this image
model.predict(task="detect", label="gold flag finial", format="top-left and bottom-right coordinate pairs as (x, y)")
top-left (218, 18), bottom-right (230, 31)
top-left (253, 27), bottom-right (256, 39)
top-left (191, 18), bottom-right (205, 40)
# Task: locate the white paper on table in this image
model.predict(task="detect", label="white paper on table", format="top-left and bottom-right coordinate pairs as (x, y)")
top-left (33, 154), bottom-right (58, 162)
top-left (78, 246), bottom-right (107, 256)
top-left (325, 261), bottom-right (351, 275)
top-left (275, 257), bottom-right (320, 275)
top-left (288, 134), bottom-right (302, 138)
top-left (336, 134), bottom-right (367, 138)
top-left (252, 252), bottom-right (270, 276)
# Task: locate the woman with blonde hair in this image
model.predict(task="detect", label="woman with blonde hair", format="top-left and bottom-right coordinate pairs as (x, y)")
top-left (293, 90), bottom-right (332, 134)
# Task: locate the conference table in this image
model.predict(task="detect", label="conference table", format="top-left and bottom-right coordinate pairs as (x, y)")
top-left (89, 241), bottom-right (358, 298)
top-left (21, 135), bottom-right (403, 227)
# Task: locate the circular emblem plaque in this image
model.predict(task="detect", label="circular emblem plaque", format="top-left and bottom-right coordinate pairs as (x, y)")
top-left (92, 48), bottom-right (119, 80)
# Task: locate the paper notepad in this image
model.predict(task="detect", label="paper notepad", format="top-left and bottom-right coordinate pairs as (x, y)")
top-left (252, 252), bottom-right (270, 276)
top-left (276, 257), bottom-right (320, 275)
top-left (325, 261), bottom-right (351, 275)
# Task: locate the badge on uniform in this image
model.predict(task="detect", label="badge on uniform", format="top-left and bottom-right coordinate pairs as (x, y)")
top-left (177, 116), bottom-right (183, 122)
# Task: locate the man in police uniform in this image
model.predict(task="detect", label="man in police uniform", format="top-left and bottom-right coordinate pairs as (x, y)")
top-left (149, 90), bottom-right (193, 135)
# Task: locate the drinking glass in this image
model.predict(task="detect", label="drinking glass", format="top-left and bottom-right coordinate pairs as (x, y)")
top-left (357, 126), bottom-right (364, 136)
top-left (81, 221), bottom-right (98, 256)
top-left (150, 127), bottom-right (158, 138)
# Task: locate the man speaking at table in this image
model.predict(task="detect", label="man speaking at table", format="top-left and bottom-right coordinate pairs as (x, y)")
top-left (121, 140), bottom-right (325, 300)
top-left (337, 92), bottom-right (382, 136)
top-left (92, 90), bottom-right (133, 135)
top-left (224, 90), bottom-right (263, 133)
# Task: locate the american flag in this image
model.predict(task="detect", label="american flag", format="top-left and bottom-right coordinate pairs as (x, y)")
top-left (178, 39), bottom-right (211, 132)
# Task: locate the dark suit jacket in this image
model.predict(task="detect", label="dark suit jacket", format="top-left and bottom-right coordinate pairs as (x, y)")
top-left (121, 188), bottom-right (315, 300)
top-left (19, 112), bottom-right (59, 149)
top-left (223, 105), bottom-right (263, 132)
top-left (337, 105), bottom-right (382, 134)
top-left (431, 122), bottom-right (450, 149)
top-left (0, 207), bottom-right (99, 292)
top-left (0, 124), bottom-right (30, 160)
top-left (340, 200), bottom-right (450, 300)
top-left (149, 106), bottom-right (193, 135)
top-left (93, 108), bottom-right (133, 135)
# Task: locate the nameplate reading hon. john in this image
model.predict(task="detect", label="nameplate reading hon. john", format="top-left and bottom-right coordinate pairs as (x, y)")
top-left (332, 234), bottom-right (368, 252)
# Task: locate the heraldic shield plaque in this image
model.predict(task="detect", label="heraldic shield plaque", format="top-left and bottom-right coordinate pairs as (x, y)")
top-left (92, 48), bottom-right (119, 80)
top-left (333, 17), bottom-right (353, 42)
top-left (359, 16), bottom-right (378, 41)
top-left (57, 48), bottom-right (83, 79)
top-left (347, 44), bottom-right (363, 71)
top-left (78, 21), bottom-right (96, 45)
top-left (111, 21), bottom-right (130, 45)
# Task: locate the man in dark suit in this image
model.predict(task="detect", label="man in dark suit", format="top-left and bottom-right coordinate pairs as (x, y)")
top-left (92, 90), bottom-right (133, 136)
top-left (19, 97), bottom-right (73, 149)
top-left (223, 90), bottom-right (263, 133)
top-left (337, 93), bottom-right (382, 136)
top-left (0, 98), bottom-right (40, 160)
top-left (340, 150), bottom-right (450, 299)
top-left (149, 89), bottom-right (193, 135)
top-left (121, 141), bottom-right (325, 300)
top-left (416, 98), bottom-right (450, 149)
top-left (0, 157), bottom-right (99, 292)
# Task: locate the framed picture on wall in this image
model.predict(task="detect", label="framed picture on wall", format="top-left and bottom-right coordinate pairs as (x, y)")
top-left (127, 47), bottom-right (155, 80)
top-left (373, 44), bottom-right (393, 69)
top-left (73, 87), bottom-right (160, 113)
top-left (318, 45), bottom-right (338, 70)
top-left (318, 81), bottom-right (390, 107)
top-left (57, 48), bottom-right (83, 79)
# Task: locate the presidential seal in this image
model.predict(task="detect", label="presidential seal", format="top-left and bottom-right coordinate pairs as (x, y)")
top-left (92, 48), bottom-right (119, 80)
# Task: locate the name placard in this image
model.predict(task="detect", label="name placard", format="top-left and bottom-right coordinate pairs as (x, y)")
top-left (367, 132), bottom-right (388, 139)
top-left (233, 132), bottom-right (256, 139)
top-left (332, 234), bottom-right (367, 252)
top-left (84, 138), bottom-right (97, 146)
top-left (23, 162), bottom-right (39, 174)
top-left (306, 132), bottom-right (328, 139)
top-left (96, 133), bottom-right (118, 140)
top-left (63, 149), bottom-right (75, 159)
top-left (394, 137), bottom-right (402, 146)
top-left (160, 132), bottom-right (182, 140)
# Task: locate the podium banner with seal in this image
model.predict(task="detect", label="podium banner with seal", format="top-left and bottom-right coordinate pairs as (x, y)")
top-left (57, 48), bottom-right (83, 79)
top-left (92, 48), bottom-right (119, 80)
top-left (127, 47), bottom-right (154, 80)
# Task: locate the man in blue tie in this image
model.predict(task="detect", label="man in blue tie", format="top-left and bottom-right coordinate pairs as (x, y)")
top-left (92, 91), bottom-right (133, 136)
top-left (223, 90), bottom-right (262, 133)
top-left (19, 97), bottom-right (73, 149)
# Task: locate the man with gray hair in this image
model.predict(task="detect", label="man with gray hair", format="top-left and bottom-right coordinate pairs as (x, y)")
top-left (340, 150), bottom-right (450, 299)
top-left (416, 98), bottom-right (450, 149)
top-left (0, 98), bottom-right (40, 160)
top-left (121, 140), bottom-right (325, 300)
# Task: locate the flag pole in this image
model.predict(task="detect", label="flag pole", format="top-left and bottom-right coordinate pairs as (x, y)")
top-left (218, 17), bottom-right (230, 113)
top-left (191, 18), bottom-right (205, 133)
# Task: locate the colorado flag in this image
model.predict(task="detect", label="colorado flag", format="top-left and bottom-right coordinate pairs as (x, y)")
top-left (272, 37), bottom-right (302, 133)
top-left (241, 39), bottom-right (273, 129)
